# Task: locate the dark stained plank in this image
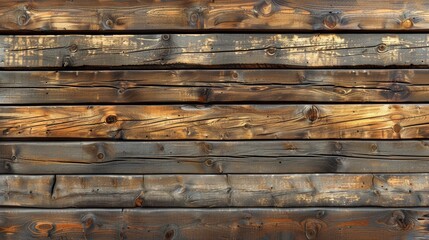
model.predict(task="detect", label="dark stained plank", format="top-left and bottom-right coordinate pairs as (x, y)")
top-left (1, 69), bottom-right (426, 104)
top-left (1, 104), bottom-right (429, 140)
top-left (0, 1), bottom-right (428, 31)
top-left (0, 208), bottom-right (426, 240)
top-left (3, 141), bottom-right (429, 174)
top-left (1, 34), bottom-right (429, 68)
top-left (2, 174), bottom-right (429, 207)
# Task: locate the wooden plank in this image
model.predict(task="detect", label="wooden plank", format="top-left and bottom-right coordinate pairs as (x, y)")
top-left (1, 69), bottom-right (427, 104)
top-left (1, 34), bottom-right (429, 68)
top-left (3, 141), bottom-right (429, 174)
top-left (1, 104), bottom-right (429, 140)
top-left (1, 1), bottom-right (429, 31)
top-left (0, 208), bottom-right (427, 240)
top-left (2, 174), bottom-right (429, 207)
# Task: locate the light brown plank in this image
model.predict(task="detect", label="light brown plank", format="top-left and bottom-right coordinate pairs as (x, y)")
top-left (1, 174), bottom-right (429, 208)
top-left (1, 34), bottom-right (429, 68)
top-left (0, 208), bottom-right (426, 240)
top-left (0, 0), bottom-right (428, 31)
top-left (1, 104), bottom-right (429, 140)
top-left (3, 141), bottom-right (429, 174)
top-left (0, 69), bottom-right (425, 104)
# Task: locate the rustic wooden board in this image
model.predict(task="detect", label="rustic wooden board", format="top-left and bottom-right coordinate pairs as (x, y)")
top-left (0, 208), bottom-right (429, 240)
top-left (3, 141), bottom-right (429, 174)
top-left (0, 208), bottom-right (427, 239)
top-left (1, 34), bottom-right (429, 68)
top-left (2, 174), bottom-right (429, 207)
top-left (2, 104), bottom-right (429, 140)
top-left (1, 69), bottom-right (427, 104)
top-left (1, 0), bottom-right (428, 31)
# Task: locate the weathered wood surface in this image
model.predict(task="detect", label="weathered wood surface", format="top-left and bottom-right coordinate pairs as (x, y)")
top-left (2, 104), bottom-right (429, 140)
top-left (0, 1), bottom-right (428, 31)
top-left (3, 141), bottom-right (429, 174)
top-left (0, 208), bottom-right (426, 240)
top-left (1, 34), bottom-right (429, 68)
top-left (2, 69), bottom-right (428, 104)
top-left (2, 174), bottom-right (429, 207)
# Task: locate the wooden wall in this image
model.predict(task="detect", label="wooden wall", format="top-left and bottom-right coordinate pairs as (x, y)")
top-left (1, 1), bottom-right (429, 239)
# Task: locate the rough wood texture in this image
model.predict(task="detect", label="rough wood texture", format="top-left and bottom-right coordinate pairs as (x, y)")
top-left (1, 34), bottom-right (429, 68)
top-left (0, 208), bottom-right (427, 240)
top-left (1, 69), bottom-right (427, 104)
top-left (3, 141), bottom-right (429, 174)
top-left (1, 174), bottom-right (429, 208)
top-left (2, 104), bottom-right (429, 140)
top-left (0, 1), bottom-right (428, 31)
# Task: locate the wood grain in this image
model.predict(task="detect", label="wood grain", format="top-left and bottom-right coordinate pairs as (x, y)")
top-left (0, 208), bottom-right (426, 240)
top-left (1, 34), bottom-right (429, 68)
top-left (1, 174), bottom-right (429, 208)
top-left (0, 0), bottom-right (428, 31)
top-left (3, 141), bottom-right (429, 174)
top-left (2, 104), bottom-right (429, 140)
top-left (1, 69), bottom-right (427, 104)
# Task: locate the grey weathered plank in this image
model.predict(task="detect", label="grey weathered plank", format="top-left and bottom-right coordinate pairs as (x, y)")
top-left (0, 0), bottom-right (428, 31)
top-left (1, 104), bottom-right (429, 140)
top-left (1, 174), bottom-right (429, 208)
top-left (1, 34), bottom-right (429, 68)
top-left (0, 208), bottom-right (426, 239)
top-left (0, 69), bottom-right (424, 104)
top-left (2, 141), bottom-right (429, 174)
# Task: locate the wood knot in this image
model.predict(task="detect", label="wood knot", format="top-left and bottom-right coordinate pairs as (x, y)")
top-left (371, 144), bottom-right (378, 152)
top-left (105, 19), bottom-right (114, 28)
top-left (255, 0), bottom-right (274, 16)
top-left (189, 12), bottom-right (199, 25)
top-left (198, 87), bottom-right (212, 103)
top-left (81, 214), bottom-right (95, 232)
top-left (393, 123), bottom-right (402, 133)
top-left (62, 56), bottom-right (73, 67)
top-left (4, 162), bottom-right (11, 170)
top-left (402, 19), bottom-right (413, 28)
top-left (323, 13), bottom-right (339, 29)
top-left (105, 115), bottom-right (118, 124)
top-left (305, 106), bottom-right (319, 122)
top-left (163, 224), bottom-right (179, 240)
top-left (204, 159), bottom-right (214, 167)
top-left (164, 229), bottom-right (175, 240)
top-left (17, 12), bottom-right (30, 26)
top-left (69, 44), bottom-right (78, 53)
top-left (303, 219), bottom-right (324, 240)
top-left (377, 43), bottom-right (388, 53)
top-left (385, 83), bottom-right (410, 100)
top-left (118, 88), bottom-right (125, 94)
top-left (97, 153), bottom-right (104, 160)
top-left (135, 197), bottom-right (144, 207)
top-left (316, 210), bottom-right (325, 219)
top-left (162, 34), bottom-right (170, 41)
top-left (334, 142), bottom-right (342, 151)
top-left (388, 210), bottom-right (414, 231)
top-left (11, 155), bottom-right (16, 161)
top-left (231, 71), bottom-right (239, 79)
top-left (266, 46), bottom-right (276, 56)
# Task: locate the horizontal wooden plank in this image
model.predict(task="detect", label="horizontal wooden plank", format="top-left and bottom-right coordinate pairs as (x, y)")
top-left (3, 141), bottom-right (429, 174)
top-left (2, 174), bottom-right (429, 208)
top-left (1, 1), bottom-right (428, 31)
top-left (1, 104), bottom-right (429, 140)
top-left (1, 69), bottom-right (428, 104)
top-left (0, 208), bottom-right (427, 240)
top-left (1, 34), bottom-right (429, 68)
